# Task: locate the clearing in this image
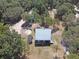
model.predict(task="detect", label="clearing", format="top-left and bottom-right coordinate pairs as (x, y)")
top-left (10, 10), bottom-right (65, 59)
top-left (28, 22), bottom-right (65, 59)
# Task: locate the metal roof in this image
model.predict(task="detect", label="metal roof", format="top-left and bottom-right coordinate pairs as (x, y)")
top-left (35, 28), bottom-right (51, 40)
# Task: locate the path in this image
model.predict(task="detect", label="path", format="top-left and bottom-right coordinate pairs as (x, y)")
top-left (28, 46), bottom-right (55, 59)
top-left (53, 23), bottom-right (65, 59)
top-left (9, 19), bottom-right (25, 34)
top-left (49, 9), bottom-right (65, 59)
top-left (48, 9), bottom-right (57, 19)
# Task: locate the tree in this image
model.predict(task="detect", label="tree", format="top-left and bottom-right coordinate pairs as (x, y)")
top-left (76, 2), bottom-right (79, 9)
top-left (54, 0), bottom-right (67, 8)
top-left (21, 10), bottom-right (42, 24)
top-left (68, 0), bottom-right (79, 4)
top-left (51, 0), bottom-right (72, 8)
top-left (0, 0), bottom-right (21, 16)
top-left (48, 0), bottom-right (53, 9)
top-left (0, 0), bottom-right (8, 22)
top-left (21, 12), bottom-right (30, 20)
top-left (63, 25), bottom-right (79, 53)
top-left (0, 23), bottom-right (27, 59)
top-left (18, 0), bottom-right (33, 11)
top-left (68, 54), bottom-right (79, 59)
top-left (57, 3), bottom-right (75, 17)
top-left (44, 16), bottom-right (53, 26)
top-left (3, 7), bottom-right (24, 24)
top-left (0, 0), bottom-right (25, 24)
top-left (62, 13), bottom-right (76, 31)
top-left (32, 11), bottom-right (42, 23)
top-left (0, 0), bottom-right (8, 13)
top-left (62, 13), bottom-right (75, 26)
top-left (33, 0), bottom-right (48, 15)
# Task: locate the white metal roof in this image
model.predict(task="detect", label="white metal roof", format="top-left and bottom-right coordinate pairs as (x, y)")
top-left (35, 28), bottom-right (51, 40)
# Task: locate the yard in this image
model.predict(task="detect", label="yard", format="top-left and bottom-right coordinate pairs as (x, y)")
top-left (10, 10), bottom-right (65, 59)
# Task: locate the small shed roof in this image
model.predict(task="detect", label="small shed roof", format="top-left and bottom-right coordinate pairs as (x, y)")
top-left (35, 28), bottom-right (51, 40)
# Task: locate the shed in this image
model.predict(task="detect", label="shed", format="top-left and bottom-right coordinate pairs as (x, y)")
top-left (35, 28), bottom-right (52, 46)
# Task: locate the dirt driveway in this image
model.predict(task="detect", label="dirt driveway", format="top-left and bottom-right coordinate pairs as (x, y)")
top-left (28, 45), bottom-right (56, 59)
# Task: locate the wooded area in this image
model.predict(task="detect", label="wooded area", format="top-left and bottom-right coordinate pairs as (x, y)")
top-left (0, 0), bottom-right (79, 59)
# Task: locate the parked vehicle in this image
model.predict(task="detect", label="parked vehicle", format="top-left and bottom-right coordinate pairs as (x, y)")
top-left (27, 35), bottom-right (33, 44)
top-left (21, 21), bottom-right (32, 29)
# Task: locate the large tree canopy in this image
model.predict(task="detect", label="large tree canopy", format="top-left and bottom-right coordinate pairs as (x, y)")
top-left (63, 24), bottom-right (79, 53)
top-left (2, 7), bottom-right (24, 24)
top-left (57, 3), bottom-right (75, 16)
top-left (0, 23), bottom-right (27, 59)
top-left (68, 54), bottom-right (79, 59)
top-left (0, 0), bottom-right (24, 24)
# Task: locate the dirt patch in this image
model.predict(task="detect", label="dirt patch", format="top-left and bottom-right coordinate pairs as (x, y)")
top-left (9, 19), bottom-right (25, 34)
top-left (28, 45), bottom-right (55, 59)
top-left (48, 10), bottom-right (55, 19)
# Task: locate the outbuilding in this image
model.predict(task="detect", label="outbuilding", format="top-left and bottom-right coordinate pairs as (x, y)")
top-left (35, 28), bottom-right (52, 46)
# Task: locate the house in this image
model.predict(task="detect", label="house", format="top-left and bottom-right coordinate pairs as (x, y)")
top-left (35, 28), bottom-right (52, 46)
